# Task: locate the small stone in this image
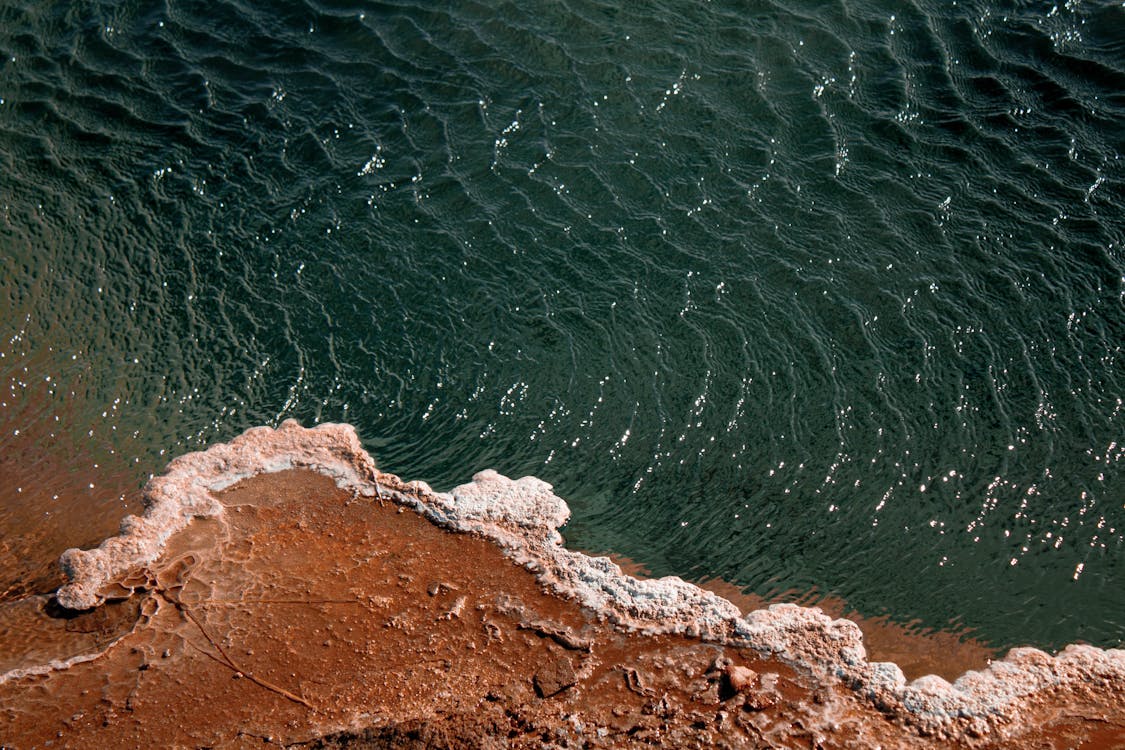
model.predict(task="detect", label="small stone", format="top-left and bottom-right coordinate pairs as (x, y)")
top-left (742, 689), bottom-right (780, 711)
top-left (745, 677), bottom-right (781, 710)
top-left (441, 595), bottom-right (467, 620)
top-left (534, 656), bottom-right (577, 698)
top-left (707, 655), bottom-right (732, 675)
top-left (724, 665), bottom-right (758, 693)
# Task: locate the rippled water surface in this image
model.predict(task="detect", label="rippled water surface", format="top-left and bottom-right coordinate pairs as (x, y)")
top-left (1, 0), bottom-right (1122, 652)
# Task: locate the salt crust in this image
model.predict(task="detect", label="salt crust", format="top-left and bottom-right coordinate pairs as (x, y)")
top-left (1, 641), bottom-right (129, 685)
top-left (55, 420), bottom-right (1125, 738)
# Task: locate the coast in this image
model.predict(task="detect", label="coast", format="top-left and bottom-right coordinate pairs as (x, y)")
top-left (0, 421), bottom-right (1121, 747)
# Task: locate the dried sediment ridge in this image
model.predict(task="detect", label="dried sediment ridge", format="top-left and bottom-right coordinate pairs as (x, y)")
top-left (54, 420), bottom-right (1125, 742)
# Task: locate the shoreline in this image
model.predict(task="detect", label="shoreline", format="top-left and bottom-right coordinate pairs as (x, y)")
top-left (1, 420), bottom-right (1122, 747)
top-left (615, 561), bottom-right (997, 684)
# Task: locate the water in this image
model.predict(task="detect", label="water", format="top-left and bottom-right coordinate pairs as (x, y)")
top-left (0, 0), bottom-right (1122, 655)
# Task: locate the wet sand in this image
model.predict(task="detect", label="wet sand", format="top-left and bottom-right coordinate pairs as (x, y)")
top-left (0, 422), bottom-right (1123, 748)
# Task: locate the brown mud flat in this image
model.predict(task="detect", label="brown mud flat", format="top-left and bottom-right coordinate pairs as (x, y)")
top-left (0, 422), bottom-right (1122, 749)
top-left (0, 471), bottom-right (889, 748)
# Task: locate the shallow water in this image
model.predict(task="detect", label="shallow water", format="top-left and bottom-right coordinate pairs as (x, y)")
top-left (0, 0), bottom-right (1122, 652)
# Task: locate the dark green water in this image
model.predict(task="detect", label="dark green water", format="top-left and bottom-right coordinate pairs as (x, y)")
top-left (0, 0), bottom-right (1122, 653)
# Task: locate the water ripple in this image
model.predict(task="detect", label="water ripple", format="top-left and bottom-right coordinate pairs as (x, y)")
top-left (0, 0), bottom-right (1121, 650)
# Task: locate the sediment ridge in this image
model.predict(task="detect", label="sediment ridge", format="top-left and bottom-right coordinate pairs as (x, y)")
top-left (2, 420), bottom-right (1122, 748)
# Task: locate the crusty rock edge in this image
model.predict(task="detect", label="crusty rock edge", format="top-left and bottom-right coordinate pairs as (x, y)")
top-left (52, 420), bottom-right (1125, 740)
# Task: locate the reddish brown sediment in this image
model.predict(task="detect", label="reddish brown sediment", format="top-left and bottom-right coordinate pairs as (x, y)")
top-left (0, 363), bottom-right (144, 605)
top-left (0, 470), bottom-right (881, 748)
top-left (0, 421), bottom-right (1122, 748)
top-left (0, 451), bottom-right (140, 605)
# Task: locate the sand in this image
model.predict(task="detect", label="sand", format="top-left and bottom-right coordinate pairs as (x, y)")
top-left (0, 421), bottom-right (1122, 748)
